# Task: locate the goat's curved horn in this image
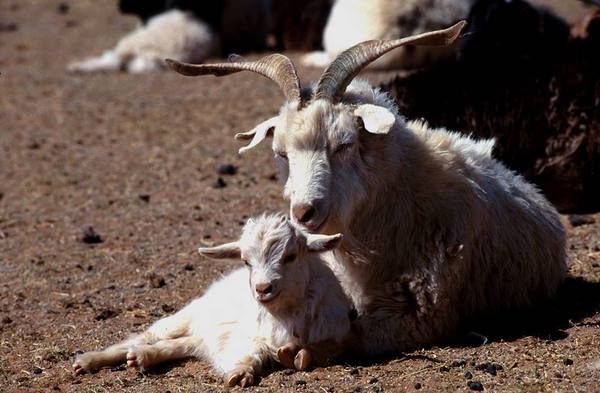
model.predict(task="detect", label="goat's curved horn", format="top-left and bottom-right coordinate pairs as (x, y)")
top-left (165, 54), bottom-right (302, 103)
top-left (313, 21), bottom-right (466, 102)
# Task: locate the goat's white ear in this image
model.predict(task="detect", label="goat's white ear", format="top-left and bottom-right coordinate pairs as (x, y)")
top-left (235, 116), bottom-right (278, 154)
top-left (354, 104), bottom-right (396, 135)
top-left (198, 242), bottom-right (241, 259)
top-left (306, 233), bottom-right (343, 252)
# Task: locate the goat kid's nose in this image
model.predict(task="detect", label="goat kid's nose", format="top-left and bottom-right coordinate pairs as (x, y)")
top-left (292, 202), bottom-right (316, 224)
top-left (255, 283), bottom-right (273, 295)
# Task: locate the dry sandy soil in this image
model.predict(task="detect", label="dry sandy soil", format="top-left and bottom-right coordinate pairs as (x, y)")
top-left (1, 1), bottom-right (599, 392)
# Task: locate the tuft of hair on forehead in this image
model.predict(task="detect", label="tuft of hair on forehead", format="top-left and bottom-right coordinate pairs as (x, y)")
top-left (239, 213), bottom-right (296, 259)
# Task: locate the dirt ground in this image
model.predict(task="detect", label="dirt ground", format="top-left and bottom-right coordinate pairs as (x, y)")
top-left (1, 1), bottom-right (599, 392)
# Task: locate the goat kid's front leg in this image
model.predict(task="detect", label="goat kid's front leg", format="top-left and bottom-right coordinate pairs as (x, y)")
top-left (220, 340), bottom-right (273, 388)
top-left (126, 336), bottom-right (203, 372)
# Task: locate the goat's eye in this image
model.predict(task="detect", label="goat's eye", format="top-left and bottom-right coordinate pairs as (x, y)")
top-left (275, 150), bottom-right (288, 160)
top-left (333, 142), bottom-right (353, 154)
top-left (283, 253), bottom-right (296, 264)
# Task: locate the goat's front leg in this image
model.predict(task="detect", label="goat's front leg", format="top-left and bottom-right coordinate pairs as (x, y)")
top-left (126, 336), bottom-right (203, 372)
top-left (217, 338), bottom-right (273, 388)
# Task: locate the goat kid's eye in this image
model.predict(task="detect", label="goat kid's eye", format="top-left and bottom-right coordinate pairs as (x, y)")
top-left (275, 151), bottom-right (288, 160)
top-left (283, 253), bottom-right (296, 264)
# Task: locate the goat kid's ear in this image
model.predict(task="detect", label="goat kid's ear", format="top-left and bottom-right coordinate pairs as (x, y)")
top-left (235, 116), bottom-right (278, 154)
top-left (306, 233), bottom-right (343, 252)
top-left (354, 104), bottom-right (396, 135)
top-left (198, 242), bottom-right (241, 259)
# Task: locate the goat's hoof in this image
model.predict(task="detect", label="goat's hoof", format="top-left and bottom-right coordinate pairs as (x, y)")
top-left (294, 348), bottom-right (312, 371)
top-left (72, 361), bottom-right (86, 375)
top-left (277, 343), bottom-right (300, 369)
top-left (226, 367), bottom-right (255, 387)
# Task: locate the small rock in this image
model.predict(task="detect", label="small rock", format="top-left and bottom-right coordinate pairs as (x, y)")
top-left (295, 379), bottom-right (307, 386)
top-left (183, 263), bottom-right (194, 271)
top-left (32, 367), bottom-right (43, 375)
top-left (267, 173), bottom-right (278, 181)
top-left (439, 365), bottom-right (450, 372)
top-left (138, 194), bottom-right (150, 203)
top-left (111, 365), bottom-right (126, 372)
top-left (212, 177), bottom-right (227, 189)
top-left (0, 22), bottom-right (18, 32)
top-left (349, 367), bottom-right (359, 375)
top-left (161, 304), bottom-right (175, 313)
top-left (475, 362), bottom-right (502, 376)
top-left (368, 377), bottom-right (379, 384)
top-left (464, 371), bottom-right (473, 380)
top-left (2, 316), bottom-right (12, 324)
top-left (467, 381), bottom-right (484, 391)
top-left (217, 164), bottom-right (237, 175)
top-left (451, 359), bottom-right (467, 368)
top-left (569, 214), bottom-right (595, 227)
top-left (94, 308), bottom-right (118, 321)
top-left (57, 2), bottom-right (69, 14)
top-left (146, 272), bottom-right (166, 288)
top-left (563, 358), bottom-right (573, 366)
top-left (81, 227), bottom-right (103, 244)
top-left (28, 141), bottom-right (41, 149)
top-left (414, 382), bottom-right (422, 389)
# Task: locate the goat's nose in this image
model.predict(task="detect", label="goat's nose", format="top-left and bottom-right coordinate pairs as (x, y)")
top-left (292, 203), bottom-right (316, 224)
top-left (255, 283), bottom-right (273, 295)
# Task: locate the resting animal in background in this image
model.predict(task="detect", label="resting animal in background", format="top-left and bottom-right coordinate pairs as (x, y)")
top-left (167, 21), bottom-right (567, 356)
top-left (302, 0), bottom-right (475, 69)
top-left (67, 0), bottom-right (270, 73)
top-left (72, 214), bottom-right (351, 387)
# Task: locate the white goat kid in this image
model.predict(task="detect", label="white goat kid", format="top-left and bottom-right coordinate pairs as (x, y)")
top-left (72, 214), bottom-right (351, 387)
top-left (67, 9), bottom-right (215, 74)
top-left (167, 21), bottom-right (567, 356)
top-left (302, 0), bottom-right (475, 69)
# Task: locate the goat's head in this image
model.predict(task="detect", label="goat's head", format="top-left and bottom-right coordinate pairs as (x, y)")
top-left (198, 214), bottom-right (342, 309)
top-left (167, 22), bottom-right (465, 233)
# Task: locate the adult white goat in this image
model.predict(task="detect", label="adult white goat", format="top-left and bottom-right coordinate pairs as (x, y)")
top-left (302, 0), bottom-right (475, 69)
top-left (166, 21), bottom-right (567, 355)
top-left (72, 214), bottom-right (351, 386)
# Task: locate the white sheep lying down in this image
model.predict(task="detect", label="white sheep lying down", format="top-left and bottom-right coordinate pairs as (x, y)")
top-left (67, 9), bottom-right (215, 74)
top-left (73, 214), bottom-right (351, 387)
top-left (302, 0), bottom-right (475, 69)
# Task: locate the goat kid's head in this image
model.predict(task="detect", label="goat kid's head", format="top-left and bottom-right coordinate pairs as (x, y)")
top-left (198, 214), bottom-right (342, 308)
top-left (167, 22), bottom-right (465, 233)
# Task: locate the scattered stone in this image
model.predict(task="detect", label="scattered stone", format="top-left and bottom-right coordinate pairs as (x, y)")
top-left (183, 263), bottom-right (194, 271)
top-left (57, 2), bottom-right (69, 14)
top-left (295, 379), bottom-right (307, 386)
top-left (146, 272), bottom-right (166, 288)
top-left (217, 164), bottom-right (237, 175)
top-left (475, 362), bottom-right (503, 376)
top-left (161, 304), bottom-right (175, 313)
top-left (267, 173), bottom-right (278, 181)
top-left (451, 359), bottom-right (467, 368)
top-left (32, 367), bottom-right (43, 375)
top-left (569, 214), bottom-right (595, 227)
top-left (111, 365), bottom-right (126, 372)
top-left (138, 194), bottom-right (150, 203)
top-left (2, 316), bottom-right (12, 324)
top-left (439, 365), bottom-right (450, 372)
top-left (94, 308), bottom-right (118, 321)
top-left (464, 371), bottom-right (473, 380)
top-left (414, 382), bottom-right (422, 389)
top-left (28, 141), bottom-right (41, 149)
top-left (349, 367), bottom-right (359, 375)
top-left (563, 358), bottom-right (573, 366)
top-left (368, 377), bottom-right (379, 384)
top-left (467, 381), bottom-right (484, 391)
top-left (212, 177), bottom-right (227, 189)
top-left (81, 227), bottom-right (103, 244)
top-left (0, 22), bottom-right (18, 32)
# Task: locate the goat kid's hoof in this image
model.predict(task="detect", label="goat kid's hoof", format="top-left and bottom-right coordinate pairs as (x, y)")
top-left (72, 353), bottom-right (97, 375)
top-left (294, 348), bottom-right (312, 371)
top-left (72, 360), bottom-right (87, 375)
top-left (126, 347), bottom-right (148, 371)
top-left (226, 367), bottom-right (256, 388)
